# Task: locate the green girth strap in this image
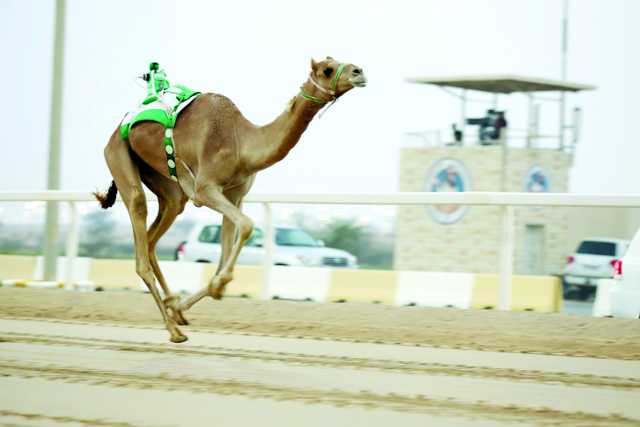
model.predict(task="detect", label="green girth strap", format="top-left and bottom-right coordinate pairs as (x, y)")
top-left (331, 63), bottom-right (345, 92)
top-left (163, 128), bottom-right (178, 181)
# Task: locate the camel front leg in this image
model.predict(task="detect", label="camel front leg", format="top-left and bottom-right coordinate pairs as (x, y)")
top-left (210, 214), bottom-right (245, 299)
top-left (177, 186), bottom-right (253, 311)
top-left (216, 216), bottom-right (236, 276)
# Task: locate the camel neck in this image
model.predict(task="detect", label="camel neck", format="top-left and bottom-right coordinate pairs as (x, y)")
top-left (246, 81), bottom-right (328, 172)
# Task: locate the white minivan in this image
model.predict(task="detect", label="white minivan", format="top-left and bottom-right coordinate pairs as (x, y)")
top-left (610, 229), bottom-right (640, 319)
top-left (562, 238), bottom-right (629, 300)
top-left (176, 223), bottom-right (358, 268)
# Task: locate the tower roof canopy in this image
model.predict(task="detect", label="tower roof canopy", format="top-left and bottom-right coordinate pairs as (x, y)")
top-left (405, 74), bottom-right (596, 94)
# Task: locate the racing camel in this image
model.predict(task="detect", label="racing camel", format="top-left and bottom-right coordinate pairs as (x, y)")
top-left (95, 57), bottom-right (367, 343)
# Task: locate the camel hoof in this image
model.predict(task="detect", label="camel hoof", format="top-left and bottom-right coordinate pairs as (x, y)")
top-left (170, 334), bottom-right (188, 344)
top-left (210, 285), bottom-right (225, 300)
top-left (167, 319), bottom-right (187, 343)
top-left (173, 309), bottom-right (190, 326)
top-left (165, 295), bottom-right (190, 325)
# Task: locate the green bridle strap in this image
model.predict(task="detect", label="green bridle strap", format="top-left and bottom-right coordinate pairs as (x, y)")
top-left (331, 63), bottom-right (346, 92)
top-left (298, 62), bottom-right (345, 106)
top-left (298, 90), bottom-right (327, 104)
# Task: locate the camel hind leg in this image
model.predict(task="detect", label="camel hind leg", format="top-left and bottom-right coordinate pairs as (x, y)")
top-left (103, 132), bottom-right (187, 343)
top-left (147, 200), bottom-right (190, 325)
top-left (138, 162), bottom-right (190, 325)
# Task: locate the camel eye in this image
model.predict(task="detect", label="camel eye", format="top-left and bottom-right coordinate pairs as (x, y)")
top-left (323, 67), bottom-right (334, 78)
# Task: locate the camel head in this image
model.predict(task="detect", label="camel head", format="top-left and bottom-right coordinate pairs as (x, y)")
top-left (309, 56), bottom-right (367, 99)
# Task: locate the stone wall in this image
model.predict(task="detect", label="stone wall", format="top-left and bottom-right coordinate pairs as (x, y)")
top-left (395, 146), bottom-right (572, 275)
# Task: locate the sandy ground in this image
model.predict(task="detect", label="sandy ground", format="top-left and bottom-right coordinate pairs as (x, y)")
top-left (1, 288), bottom-right (640, 426)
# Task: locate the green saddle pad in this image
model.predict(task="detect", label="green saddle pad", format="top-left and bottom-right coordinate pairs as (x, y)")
top-left (119, 84), bottom-right (200, 140)
top-left (119, 84), bottom-right (200, 181)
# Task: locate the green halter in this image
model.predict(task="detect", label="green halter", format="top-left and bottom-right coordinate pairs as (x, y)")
top-left (330, 63), bottom-right (346, 92)
top-left (299, 62), bottom-right (346, 105)
top-left (298, 91), bottom-right (327, 104)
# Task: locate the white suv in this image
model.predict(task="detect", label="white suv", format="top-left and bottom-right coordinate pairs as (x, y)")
top-left (609, 229), bottom-right (640, 319)
top-left (562, 238), bottom-right (629, 300)
top-left (176, 223), bottom-right (358, 268)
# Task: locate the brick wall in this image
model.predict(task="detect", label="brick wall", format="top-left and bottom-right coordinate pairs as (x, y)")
top-left (395, 146), bottom-right (572, 275)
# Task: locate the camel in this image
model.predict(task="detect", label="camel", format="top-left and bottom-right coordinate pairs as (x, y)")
top-left (94, 57), bottom-right (366, 343)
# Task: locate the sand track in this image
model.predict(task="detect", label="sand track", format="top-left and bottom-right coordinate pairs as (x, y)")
top-left (1, 288), bottom-right (639, 359)
top-left (1, 288), bottom-right (639, 426)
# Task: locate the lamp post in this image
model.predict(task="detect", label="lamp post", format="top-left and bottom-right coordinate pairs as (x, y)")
top-left (43, 0), bottom-right (66, 281)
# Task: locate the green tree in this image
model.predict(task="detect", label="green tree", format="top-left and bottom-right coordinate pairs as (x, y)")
top-left (317, 218), bottom-right (364, 257)
top-left (80, 209), bottom-right (119, 258)
top-left (312, 218), bottom-right (394, 270)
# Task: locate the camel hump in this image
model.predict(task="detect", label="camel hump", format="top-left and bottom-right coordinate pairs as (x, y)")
top-left (195, 92), bottom-right (245, 117)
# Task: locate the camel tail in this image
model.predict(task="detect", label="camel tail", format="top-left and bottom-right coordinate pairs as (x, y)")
top-left (93, 180), bottom-right (118, 209)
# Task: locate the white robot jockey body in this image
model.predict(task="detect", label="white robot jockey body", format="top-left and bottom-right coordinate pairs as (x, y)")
top-left (141, 62), bottom-right (170, 107)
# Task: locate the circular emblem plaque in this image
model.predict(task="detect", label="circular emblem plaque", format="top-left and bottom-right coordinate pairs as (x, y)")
top-left (525, 166), bottom-right (550, 193)
top-left (424, 158), bottom-right (471, 224)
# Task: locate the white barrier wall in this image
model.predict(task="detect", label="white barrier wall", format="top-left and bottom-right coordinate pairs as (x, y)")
top-left (146, 261), bottom-right (205, 294)
top-left (592, 279), bottom-right (614, 317)
top-left (395, 271), bottom-right (475, 308)
top-left (33, 256), bottom-right (92, 283)
top-left (268, 267), bottom-right (332, 302)
top-left (136, 261), bottom-right (257, 295)
top-left (0, 256), bottom-right (563, 313)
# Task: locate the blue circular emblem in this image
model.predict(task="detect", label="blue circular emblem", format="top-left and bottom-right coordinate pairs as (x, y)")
top-left (525, 166), bottom-right (550, 193)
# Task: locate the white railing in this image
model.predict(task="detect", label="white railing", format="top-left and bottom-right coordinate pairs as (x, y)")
top-left (2, 191), bottom-right (640, 310)
top-left (403, 129), bottom-right (563, 149)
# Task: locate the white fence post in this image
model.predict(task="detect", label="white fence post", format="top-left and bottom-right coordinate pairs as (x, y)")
top-left (64, 201), bottom-right (80, 289)
top-left (261, 202), bottom-right (274, 300)
top-left (499, 206), bottom-right (515, 310)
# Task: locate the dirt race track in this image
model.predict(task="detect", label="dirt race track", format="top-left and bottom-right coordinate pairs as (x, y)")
top-left (1, 288), bottom-right (639, 426)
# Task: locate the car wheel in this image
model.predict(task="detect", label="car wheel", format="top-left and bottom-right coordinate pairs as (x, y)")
top-left (561, 279), bottom-right (573, 299)
top-left (576, 286), bottom-right (594, 302)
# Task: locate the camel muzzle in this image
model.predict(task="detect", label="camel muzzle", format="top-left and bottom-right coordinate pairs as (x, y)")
top-left (349, 67), bottom-right (367, 87)
top-left (350, 74), bottom-right (368, 88)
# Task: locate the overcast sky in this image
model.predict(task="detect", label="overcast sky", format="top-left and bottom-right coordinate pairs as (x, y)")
top-left (2, 0), bottom-right (639, 205)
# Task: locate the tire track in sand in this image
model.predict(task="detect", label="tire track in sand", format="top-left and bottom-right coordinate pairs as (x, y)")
top-left (1, 319), bottom-right (639, 426)
top-left (1, 332), bottom-right (639, 390)
top-left (1, 362), bottom-right (638, 427)
top-left (0, 410), bottom-right (139, 427)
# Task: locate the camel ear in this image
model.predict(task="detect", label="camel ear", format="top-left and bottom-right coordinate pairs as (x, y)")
top-left (326, 56), bottom-right (334, 60)
top-left (310, 58), bottom-right (319, 72)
